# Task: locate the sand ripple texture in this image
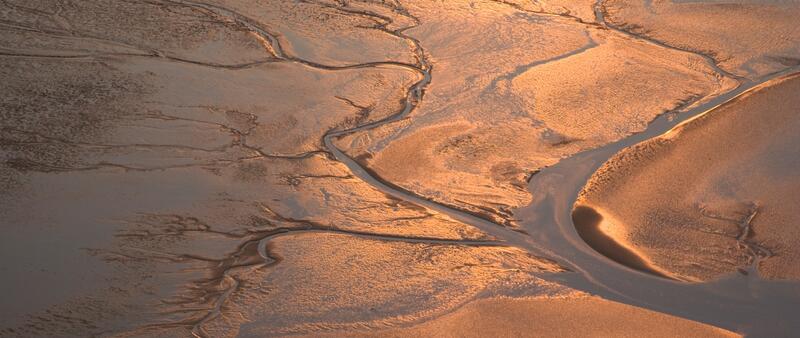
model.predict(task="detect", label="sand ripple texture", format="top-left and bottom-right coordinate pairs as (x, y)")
top-left (2, 0), bottom-right (798, 337)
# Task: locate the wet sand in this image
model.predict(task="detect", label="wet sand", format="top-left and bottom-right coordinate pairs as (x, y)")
top-left (332, 296), bottom-right (738, 338)
top-left (577, 73), bottom-right (800, 282)
top-left (571, 206), bottom-right (674, 280)
top-left (603, 0), bottom-right (800, 79)
top-left (1, 0), bottom-right (799, 337)
top-left (336, 0), bottom-right (734, 228)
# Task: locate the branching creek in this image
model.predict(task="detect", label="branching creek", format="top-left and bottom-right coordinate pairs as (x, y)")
top-left (144, 0), bottom-right (800, 336)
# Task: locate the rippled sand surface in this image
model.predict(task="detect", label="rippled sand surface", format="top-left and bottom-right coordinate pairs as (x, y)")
top-left (1, 0), bottom-right (798, 337)
top-left (337, 0), bottom-right (735, 227)
top-left (578, 74), bottom-right (800, 282)
top-left (603, 0), bottom-right (800, 79)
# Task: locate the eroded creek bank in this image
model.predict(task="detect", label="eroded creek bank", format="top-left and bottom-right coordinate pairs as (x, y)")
top-left (515, 69), bottom-right (800, 336)
top-left (2, 0), bottom-right (800, 337)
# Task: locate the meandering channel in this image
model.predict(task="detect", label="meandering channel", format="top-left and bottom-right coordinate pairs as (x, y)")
top-left (168, 1), bottom-right (800, 336)
top-left (516, 67), bottom-right (800, 336)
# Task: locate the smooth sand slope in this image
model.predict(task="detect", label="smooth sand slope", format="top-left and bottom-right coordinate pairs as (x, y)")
top-left (578, 73), bottom-right (800, 281)
top-left (326, 296), bottom-right (738, 338)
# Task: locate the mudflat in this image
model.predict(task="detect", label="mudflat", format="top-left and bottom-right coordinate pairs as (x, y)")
top-left (2, 0), bottom-right (799, 337)
top-left (578, 74), bottom-right (800, 282)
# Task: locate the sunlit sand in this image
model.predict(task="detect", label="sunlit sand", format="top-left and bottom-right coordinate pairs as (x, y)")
top-left (1, 0), bottom-right (799, 336)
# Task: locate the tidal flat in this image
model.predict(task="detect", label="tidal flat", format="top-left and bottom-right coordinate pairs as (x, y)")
top-left (1, 0), bottom-right (799, 337)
